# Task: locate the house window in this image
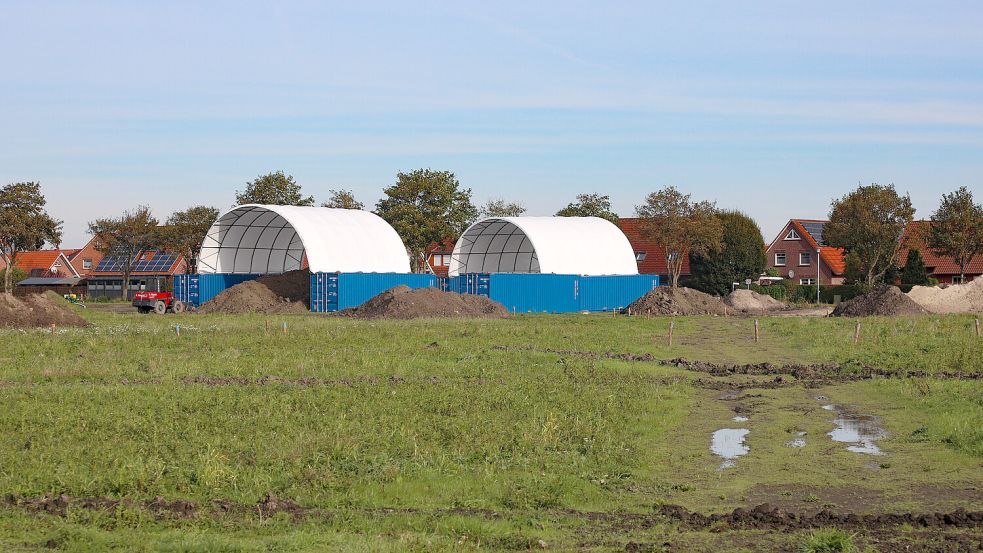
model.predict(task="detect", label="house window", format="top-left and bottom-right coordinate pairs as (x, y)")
top-left (635, 251), bottom-right (647, 262)
top-left (785, 229), bottom-right (800, 240)
top-left (799, 278), bottom-right (817, 285)
top-left (432, 254), bottom-right (451, 266)
top-left (83, 259), bottom-right (93, 270)
top-left (952, 276), bottom-right (964, 284)
top-left (799, 252), bottom-right (811, 266)
top-left (774, 252), bottom-right (786, 266)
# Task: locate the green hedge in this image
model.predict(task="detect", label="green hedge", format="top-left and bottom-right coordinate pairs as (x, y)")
top-left (748, 284), bottom-right (786, 301)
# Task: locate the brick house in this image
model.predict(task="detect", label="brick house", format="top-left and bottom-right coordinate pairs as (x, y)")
top-left (87, 250), bottom-right (188, 299)
top-left (765, 220), bottom-right (846, 286)
top-left (425, 239), bottom-right (457, 277)
top-left (63, 237), bottom-right (104, 277)
top-left (12, 250), bottom-right (81, 279)
top-left (617, 218), bottom-right (691, 281)
top-left (898, 221), bottom-right (983, 284)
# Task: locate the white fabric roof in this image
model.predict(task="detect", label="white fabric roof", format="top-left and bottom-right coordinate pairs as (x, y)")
top-left (448, 216), bottom-right (638, 276)
top-left (198, 205), bottom-right (410, 274)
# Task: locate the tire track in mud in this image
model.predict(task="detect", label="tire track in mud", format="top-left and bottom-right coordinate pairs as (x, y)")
top-left (6, 494), bottom-right (982, 532)
top-left (492, 345), bottom-right (981, 382)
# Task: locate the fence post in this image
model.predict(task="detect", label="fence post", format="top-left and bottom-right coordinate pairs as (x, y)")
top-left (282, 322), bottom-right (288, 335)
top-left (754, 319), bottom-right (760, 343)
top-left (668, 321), bottom-right (674, 347)
top-left (854, 322), bottom-right (861, 345)
top-left (976, 318), bottom-right (980, 338)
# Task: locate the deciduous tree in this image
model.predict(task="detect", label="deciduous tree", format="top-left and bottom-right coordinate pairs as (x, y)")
top-left (321, 189), bottom-right (364, 210)
top-left (684, 210), bottom-right (765, 296)
top-left (88, 206), bottom-right (160, 300)
top-left (825, 184), bottom-right (914, 286)
top-left (928, 186), bottom-right (983, 282)
top-left (375, 169), bottom-right (478, 272)
top-left (161, 206), bottom-right (220, 274)
top-left (480, 199), bottom-right (526, 218)
top-left (235, 171), bottom-right (314, 206)
top-left (636, 186), bottom-right (722, 288)
top-left (0, 182), bottom-right (63, 294)
top-left (556, 193), bottom-right (619, 223)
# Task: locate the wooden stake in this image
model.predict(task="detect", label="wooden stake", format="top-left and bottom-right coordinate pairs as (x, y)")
top-left (175, 324), bottom-right (181, 337)
top-left (854, 322), bottom-right (861, 345)
top-left (282, 322), bottom-right (288, 334)
top-left (668, 321), bottom-right (674, 346)
top-left (753, 319), bottom-right (759, 343)
top-left (265, 320), bottom-right (269, 333)
top-left (50, 323), bottom-right (56, 335)
top-left (976, 318), bottom-right (980, 338)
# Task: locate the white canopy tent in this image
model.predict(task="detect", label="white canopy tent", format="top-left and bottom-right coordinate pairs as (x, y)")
top-left (448, 216), bottom-right (638, 276)
top-left (198, 205), bottom-right (410, 274)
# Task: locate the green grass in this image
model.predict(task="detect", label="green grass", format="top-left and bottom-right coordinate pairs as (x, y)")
top-left (800, 528), bottom-right (856, 553)
top-left (0, 307), bottom-right (981, 551)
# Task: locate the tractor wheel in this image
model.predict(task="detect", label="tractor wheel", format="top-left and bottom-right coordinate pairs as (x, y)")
top-left (154, 300), bottom-right (168, 315)
top-left (173, 300), bottom-right (186, 314)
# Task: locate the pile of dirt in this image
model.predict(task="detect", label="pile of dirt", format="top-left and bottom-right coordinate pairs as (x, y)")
top-left (198, 270), bottom-right (310, 314)
top-left (0, 292), bottom-right (90, 328)
top-left (344, 285), bottom-right (509, 319)
top-left (831, 285), bottom-right (928, 317)
top-left (907, 278), bottom-right (983, 314)
top-left (624, 287), bottom-right (728, 316)
top-left (725, 289), bottom-right (787, 314)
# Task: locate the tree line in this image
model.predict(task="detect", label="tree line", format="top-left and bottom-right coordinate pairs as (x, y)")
top-left (2, 172), bottom-right (981, 298)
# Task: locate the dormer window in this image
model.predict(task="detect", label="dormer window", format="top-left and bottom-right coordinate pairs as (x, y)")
top-left (784, 229), bottom-right (800, 240)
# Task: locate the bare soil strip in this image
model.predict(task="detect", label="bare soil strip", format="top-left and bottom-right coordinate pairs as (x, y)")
top-left (492, 345), bottom-right (981, 381)
top-left (6, 494), bottom-right (981, 532)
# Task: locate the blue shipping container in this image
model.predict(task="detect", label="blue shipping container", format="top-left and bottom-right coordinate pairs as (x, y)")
top-left (173, 273), bottom-right (262, 307)
top-left (456, 273), bottom-right (659, 313)
top-left (310, 272), bottom-right (439, 312)
top-left (578, 274), bottom-right (660, 312)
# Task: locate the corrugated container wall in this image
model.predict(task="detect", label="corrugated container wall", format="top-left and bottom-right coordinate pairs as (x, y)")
top-left (478, 273), bottom-right (659, 313)
top-left (310, 272), bottom-right (438, 312)
top-left (174, 273), bottom-right (262, 306)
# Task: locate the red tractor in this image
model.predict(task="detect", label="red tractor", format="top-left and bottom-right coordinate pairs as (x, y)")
top-left (133, 290), bottom-right (186, 314)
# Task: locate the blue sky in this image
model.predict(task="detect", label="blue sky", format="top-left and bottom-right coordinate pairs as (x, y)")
top-left (2, 1), bottom-right (982, 246)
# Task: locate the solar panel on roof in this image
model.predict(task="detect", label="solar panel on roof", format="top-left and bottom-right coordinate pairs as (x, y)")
top-left (800, 222), bottom-right (826, 245)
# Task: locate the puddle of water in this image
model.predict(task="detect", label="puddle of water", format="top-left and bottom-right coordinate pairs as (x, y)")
top-left (785, 431), bottom-right (807, 448)
top-left (732, 415), bottom-right (748, 422)
top-left (711, 428), bottom-right (750, 469)
top-left (823, 404), bottom-right (887, 455)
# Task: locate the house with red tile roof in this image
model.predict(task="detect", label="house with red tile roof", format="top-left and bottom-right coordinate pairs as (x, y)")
top-left (617, 218), bottom-right (691, 279)
top-left (425, 238), bottom-right (457, 277)
top-left (12, 250), bottom-right (81, 279)
top-left (86, 249), bottom-right (188, 299)
top-left (898, 221), bottom-right (983, 284)
top-left (765, 220), bottom-right (846, 286)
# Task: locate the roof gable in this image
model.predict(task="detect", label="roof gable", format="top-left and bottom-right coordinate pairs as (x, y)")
top-left (617, 218), bottom-right (691, 275)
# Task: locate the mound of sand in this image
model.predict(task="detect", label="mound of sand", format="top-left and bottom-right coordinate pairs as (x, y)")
top-left (198, 270), bottom-right (310, 314)
top-left (0, 292), bottom-right (90, 328)
top-left (624, 287), bottom-right (728, 316)
top-left (725, 289), bottom-right (787, 314)
top-left (831, 285), bottom-right (928, 317)
top-left (907, 278), bottom-right (983, 314)
top-left (345, 286), bottom-right (509, 319)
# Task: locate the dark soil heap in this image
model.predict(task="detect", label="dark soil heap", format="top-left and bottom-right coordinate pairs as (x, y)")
top-left (0, 292), bottom-right (90, 328)
top-left (831, 285), bottom-right (928, 317)
top-left (198, 270), bottom-right (310, 314)
top-left (345, 285), bottom-right (509, 319)
top-left (624, 287), bottom-right (728, 316)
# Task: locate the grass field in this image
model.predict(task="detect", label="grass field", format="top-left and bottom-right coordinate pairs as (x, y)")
top-left (0, 308), bottom-right (981, 551)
